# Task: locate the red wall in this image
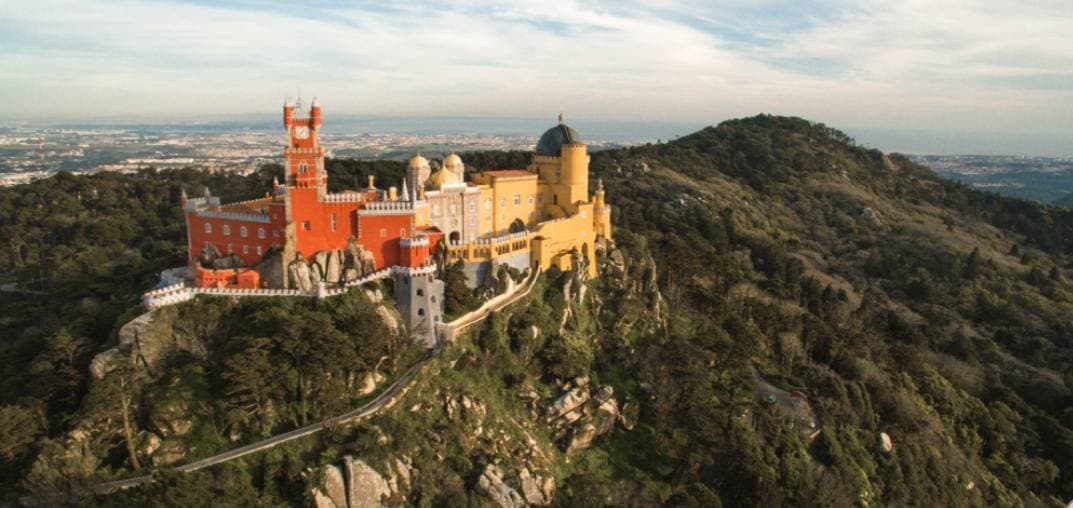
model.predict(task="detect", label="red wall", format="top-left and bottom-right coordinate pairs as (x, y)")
top-left (194, 266), bottom-right (261, 288)
top-left (289, 187), bottom-right (365, 258)
top-left (186, 210), bottom-right (284, 266)
top-left (356, 213), bottom-right (413, 268)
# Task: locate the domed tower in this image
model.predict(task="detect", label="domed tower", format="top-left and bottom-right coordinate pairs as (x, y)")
top-left (533, 113), bottom-right (589, 208)
top-left (408, 154), bottom-right (431, 197)
top-left (444, 153), bottom-right (465, 181)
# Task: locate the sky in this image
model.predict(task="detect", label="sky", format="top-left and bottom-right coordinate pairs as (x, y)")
top-left (0, 0), bottom-right (1071, 155)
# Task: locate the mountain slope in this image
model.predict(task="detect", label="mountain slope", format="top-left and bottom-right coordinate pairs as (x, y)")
top-left (2, 116), bottom-right (1072, 506)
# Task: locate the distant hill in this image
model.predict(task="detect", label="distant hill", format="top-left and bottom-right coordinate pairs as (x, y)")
top-left (2, 115), bottom-right (1073, 506)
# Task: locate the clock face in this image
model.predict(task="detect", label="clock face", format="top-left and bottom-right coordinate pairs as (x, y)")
top-left (294, 126), bottom-right (310, 139)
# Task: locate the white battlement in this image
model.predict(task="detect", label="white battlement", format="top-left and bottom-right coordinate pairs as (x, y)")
top-left (360, 200), bottom-right (416, 214)
top-left (400, 236), bottom-right (430, 248)
top-left (322, 191), bottom-right (366, 203)
top-left (191, 209), bottom-right (272, 223)
top-left (390, 264), bottom-right (437, 277)
top-left (141, 268), bottom-right (394, 309)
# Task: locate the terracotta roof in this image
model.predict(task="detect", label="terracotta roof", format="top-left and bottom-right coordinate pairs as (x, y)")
top-left (483, 169), bottom-right (535, 178)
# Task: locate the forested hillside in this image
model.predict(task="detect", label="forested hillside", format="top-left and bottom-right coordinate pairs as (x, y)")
top-left (2, 116), bottom-right (1072, 506)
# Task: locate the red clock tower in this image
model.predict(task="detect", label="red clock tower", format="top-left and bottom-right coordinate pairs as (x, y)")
top-left (283, 97), bottom-right (325, 190)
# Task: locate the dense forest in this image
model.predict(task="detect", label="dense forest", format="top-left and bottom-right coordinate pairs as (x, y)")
top-left (2, 116), bottom-right (1073, 506)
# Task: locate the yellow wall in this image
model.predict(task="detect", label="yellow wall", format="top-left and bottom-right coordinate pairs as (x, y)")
top-left (529, 202), bottom-right (598, 279)
top-left (470, 173), bottom-right (539, 233)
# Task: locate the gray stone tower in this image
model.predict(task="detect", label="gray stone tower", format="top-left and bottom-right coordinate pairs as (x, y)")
top-left (392, 246), bottom-right (444, 348)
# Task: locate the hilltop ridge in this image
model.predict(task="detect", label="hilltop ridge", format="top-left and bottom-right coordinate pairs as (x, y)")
top-left (1, 116), bottom-right (1072, 506)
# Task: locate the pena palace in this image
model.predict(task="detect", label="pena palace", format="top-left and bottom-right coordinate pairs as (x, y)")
top-left (182, 98), bottom-right (612, 299)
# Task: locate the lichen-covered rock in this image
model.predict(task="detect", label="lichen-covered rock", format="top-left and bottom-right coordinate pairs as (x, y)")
top-left (320, 464), bottom-right (348, 508)
top-left (344, 456), bottom-right (390, 508)
top-left (151, 441), bottom-right (187, 466)
top-left (89, 307), bottom-right (207, 382)
top-left (325, 250), bottom-right (342, 283)
top-left (565, 423), bottom-right (598, 455)
top-left (149, 399), bottom-right (193, 438)
top-left (519, 467), bottom-right (555, 506)
top-left (135, 431), bottom-right (161, 464)
top-left (477, 464), bottom-right (524, 508)
top-left (546, 386), bottom-right (589, 421)
top-left (289, 256), bottom-right (314, 291)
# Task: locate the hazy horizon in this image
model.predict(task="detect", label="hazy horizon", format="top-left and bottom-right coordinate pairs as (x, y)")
top-left (3, 112), bottom-right (1070, 158)
top-left (2, 0), bottom-right (1071, 157)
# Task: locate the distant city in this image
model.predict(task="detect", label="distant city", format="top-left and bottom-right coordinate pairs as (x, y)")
top-left (3, 118), bottom-right (1072, 207)
top-left (0, 115), bottom-right (702, 186)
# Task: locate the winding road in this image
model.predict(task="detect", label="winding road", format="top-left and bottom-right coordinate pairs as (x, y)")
top-left (93, 268), bottom-right (541, 495)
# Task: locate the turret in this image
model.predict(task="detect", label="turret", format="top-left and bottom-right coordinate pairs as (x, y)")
top-left (283, 98), bottom-right (294, 127)
top-left (180, 188), bottom-right (188, 207)
top-left (310, 97), bottom-right (322, 129)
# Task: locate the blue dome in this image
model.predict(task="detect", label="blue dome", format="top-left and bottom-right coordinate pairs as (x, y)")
top-left (536, 123), bottom-right (582, 156)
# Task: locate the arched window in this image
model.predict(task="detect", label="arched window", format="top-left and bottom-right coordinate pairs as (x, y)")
top-left (329, 213), bottom-right (337, 232)
top-left (513, 194), bottom-right (521, 206)
top-left (417, 288), bottom-right (424, 296)
top-left (528, 195), bottom-right (534, 205)
top-left (240, 226), bottom-right (248, 238)
top-left (204, 222), bottom-right (212, 234)
top-left (417, 308), bottom-right (425, 316)
top-left (499, 198), bottom-right (506, 209)
top-left (469, 201), bottom-right (476, 212)
top-left (256, 246), bottom-right (263, 256)
top-left (227, 243), bottom-right (233, 253)
top-left (258, 227), bottom-right (265, 239)
top-left (299, 163), bottom-right (308, 174)
top-left (222, 224), bottom-right (230, 236)
top-left (242, 245), bottom-right (249, 254)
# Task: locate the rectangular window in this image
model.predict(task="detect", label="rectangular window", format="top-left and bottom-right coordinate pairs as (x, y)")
top-left (227, 243), bottom-right (233, 254)
top-left (330, 213), bottom-right (337, 232)
top-left (256, 246), bottom-right (263, 256)
top-left (242, 245), bottom-right (249, 254)
top-left (302, 221), bottom-right (311, 231)
top-left (379, 228), bottom-right (387, 238)
top-left (538, 194), bottom-right (544, 205)
top-left (513, 194), bottom-right (521, 206)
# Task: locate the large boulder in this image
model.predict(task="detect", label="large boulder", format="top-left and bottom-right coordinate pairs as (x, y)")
top-left (289, 257), bottom-right (314, 291)
top-left (546, 386), bottom-right (589, 422)
top-left (256, 248), bottom-right (286, 288)
top-left (149, 399), bottom-right (193, 438)
top-left (344, 456), bottom-right (391, 508)
top-left (519, 467), bottom-right (555, 506)
top-left (476, 464), bottom-right (524, 508)
top-left (151, 441), bottom-right (187, 466)
top-left (565, 423), bottom-right (598, 455)
top-left (325, 250), bottom-right (342, 284)
top-left (89, 308), bottom-right (207, 381)
top-left (318, 464), bottom-right (348, 508)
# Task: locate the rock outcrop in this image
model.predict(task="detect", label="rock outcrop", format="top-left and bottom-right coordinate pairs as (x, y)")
top-left (287, 239), bottom-right (378, 290)
top-left (344, 456), bottom-right (391, 508)
top-left (477, 464), bottom-right (525, 508)
top-left (89, 307), bottom-right (207, 381)
top-left (518, 466), bottom-right (555, 506)
top-left (543, 377), bottom-right (624, 455)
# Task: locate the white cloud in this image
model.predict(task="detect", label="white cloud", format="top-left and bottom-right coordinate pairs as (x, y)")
top-left (0, 0), bottom-right (1069, 142)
